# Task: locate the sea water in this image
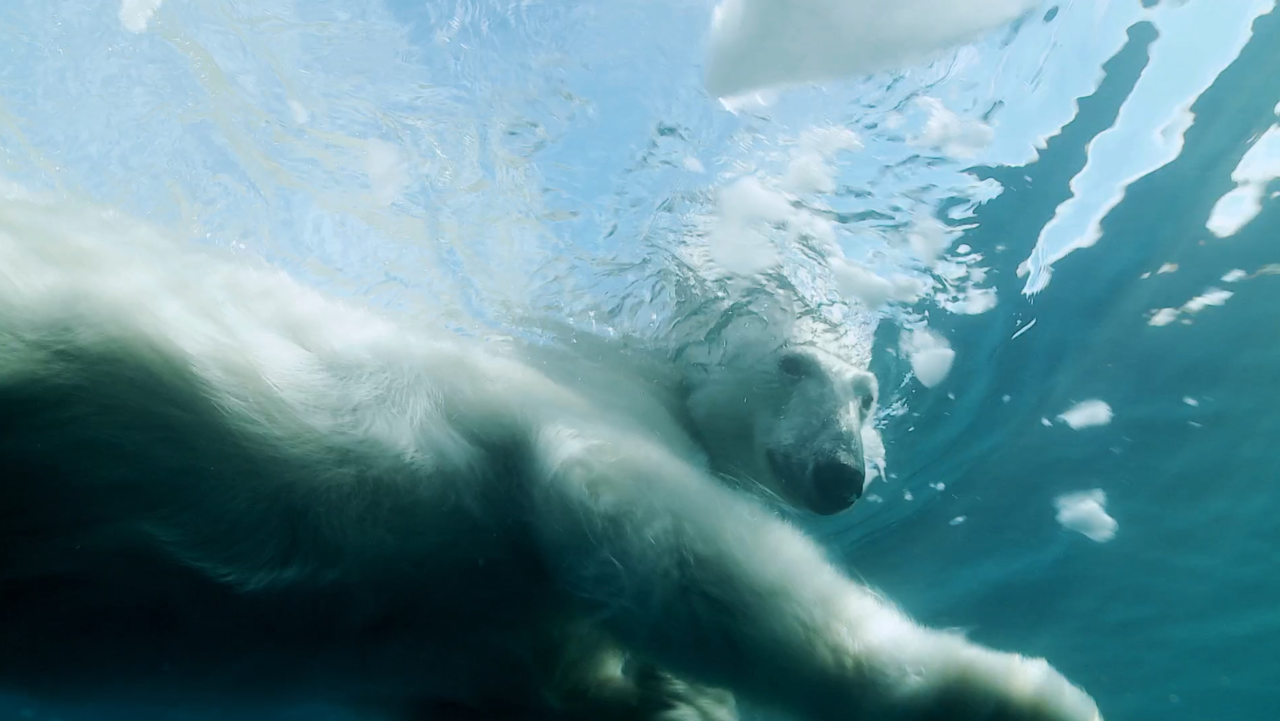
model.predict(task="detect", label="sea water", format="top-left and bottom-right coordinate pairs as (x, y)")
top-left (0, 1), bottom-right (1277, 720)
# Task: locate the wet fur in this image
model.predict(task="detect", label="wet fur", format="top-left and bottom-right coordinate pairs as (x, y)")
top-left (0, 199), bottom-right (1100, 721)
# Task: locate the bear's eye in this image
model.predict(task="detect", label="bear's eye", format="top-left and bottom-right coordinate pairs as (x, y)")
top-left (778, 353), bottom-right (812, 379)
top-left (860, 393), bottom-right (874, 414)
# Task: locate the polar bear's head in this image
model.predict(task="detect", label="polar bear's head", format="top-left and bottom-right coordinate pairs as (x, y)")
top-left (684, 341), bottom-right (878, 515)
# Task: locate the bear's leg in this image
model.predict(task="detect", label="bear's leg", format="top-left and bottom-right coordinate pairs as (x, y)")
top-left (528, 427), bottom-right (1102, 721)
top-left (381, 671), bottom-right (733, 721)
top-left (626, 665), bottom-right (738, 721)
top-left (519, 621), bottom-right (736, 721)
top-left (551, 636), bottom-right (737, 721)
top-left (370, 622), bottom-right (735, 721)
top-left (544, 660), bottom-right (736, 721)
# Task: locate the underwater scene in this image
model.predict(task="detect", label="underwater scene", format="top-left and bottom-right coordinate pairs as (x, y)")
top-left (1, 1), bottom-right (1278, 720)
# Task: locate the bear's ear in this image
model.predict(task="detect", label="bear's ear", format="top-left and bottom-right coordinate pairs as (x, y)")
top-left (850, 370), bottom-right (878, 413)
top-left (778, 352), bottom-right (819, 380)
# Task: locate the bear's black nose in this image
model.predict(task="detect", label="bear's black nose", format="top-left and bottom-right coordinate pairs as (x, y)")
top-left (807, 459), bottom-right (864, 515)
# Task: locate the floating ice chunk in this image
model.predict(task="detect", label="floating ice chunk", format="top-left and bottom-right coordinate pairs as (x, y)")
top-left (704, 0), bottom-right (1038, 98)
top-left (1183, 397), bottom-right (1199, 407)
top-left (1057, 400), bottom-right (1113, 430)
top-left (1181, 288), bottom-right (1233, 314)
top-left (910, 347), bottom-right (955, 388)
top-left (1207, 125), bottom-right (1280, 238)
top-left (901, 328), bottom-right (955, 388)
top-left (949, 516), bottom-right (967, 526)
top-left (1207, 186), bottom-right (1266, 239)
top-left (1040, 417), bottom-right (1053, 427)
top-left (1054, 490), bottom-right (1118, 543)
top-left (120, 0), bottom-right (163, 33)
top-left (1150, 287), bottom-right (1236, 328)
top-left (914, 97), bottom-right (994, 159)
top-left (365, 139), bottom-right (409, 207)
top-left (1149, 308), bottom-right (1181, 327)
top-left (1221, 269), bottom-right (1248, 283)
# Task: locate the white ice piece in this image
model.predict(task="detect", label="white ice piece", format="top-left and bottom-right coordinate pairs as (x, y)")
top-left (705, 0), bottom-right (1037, 98)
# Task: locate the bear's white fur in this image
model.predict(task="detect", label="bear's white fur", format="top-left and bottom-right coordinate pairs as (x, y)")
top-left (0, 197), bottom-right (1101, 721)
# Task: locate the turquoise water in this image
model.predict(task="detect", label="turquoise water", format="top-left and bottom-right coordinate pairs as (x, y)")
top-left (855, 17), bottom-right (1280, 716)
top-left (1, 1), bottom-right (1278, 720)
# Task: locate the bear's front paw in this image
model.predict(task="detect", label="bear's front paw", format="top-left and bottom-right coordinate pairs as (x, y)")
top-left (633, 666), bottom-right (738, 721)
top-left (892, 644), bottom-right (1102, 721)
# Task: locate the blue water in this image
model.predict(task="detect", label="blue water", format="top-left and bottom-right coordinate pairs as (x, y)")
top-left (1, 1), bottom-right (1278, 720)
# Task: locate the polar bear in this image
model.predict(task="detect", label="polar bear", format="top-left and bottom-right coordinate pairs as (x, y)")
top-left (514, 313), bottom-right (879, 518)
top-left (0, 198), bottom-right (1101, 721)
